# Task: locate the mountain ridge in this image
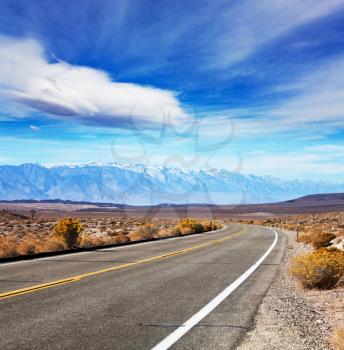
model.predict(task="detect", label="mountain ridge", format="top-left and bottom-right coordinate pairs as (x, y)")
top-left (0, 163), bottom-right (343, 205)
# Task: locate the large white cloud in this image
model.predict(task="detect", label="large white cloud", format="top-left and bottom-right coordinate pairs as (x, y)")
top-left (0, 35), bottom-right (189, 127)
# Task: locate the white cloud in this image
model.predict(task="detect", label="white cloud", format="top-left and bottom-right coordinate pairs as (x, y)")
top-left (200, 53), bottom-right (344, 140)
top-left (239, 150), bottom-right (344, 180)
top-left (269, 58), bottom-right (344, 127)
top-left (29, 125), bottom-right (41, 131)
top-left (0, 36), bottom-right (189, 128)
top-left (306, 144), bottom-right (344, 154)
top-left (210, 0), bottom-right (344, 68)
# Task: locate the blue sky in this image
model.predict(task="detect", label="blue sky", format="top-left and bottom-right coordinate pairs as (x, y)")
top-left (0, 0), bottom-right (344, 180)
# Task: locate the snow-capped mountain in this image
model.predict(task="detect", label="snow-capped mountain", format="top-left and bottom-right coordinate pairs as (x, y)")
top-left (0, 162), bottom-right (343, 205)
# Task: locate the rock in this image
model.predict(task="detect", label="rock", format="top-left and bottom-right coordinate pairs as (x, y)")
top-left (330, 237), bottom-right (343, 244)
top-left (329, 237), bottom-right (344, 252)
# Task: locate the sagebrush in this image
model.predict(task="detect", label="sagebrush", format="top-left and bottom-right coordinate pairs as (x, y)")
top-left (289, 249), bottom-right (344, 289)
top-left (0, 216), bottom-right (221, 258)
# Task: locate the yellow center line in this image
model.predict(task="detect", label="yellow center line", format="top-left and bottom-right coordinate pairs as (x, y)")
top-left (0, 226), bottom-right (247, 301)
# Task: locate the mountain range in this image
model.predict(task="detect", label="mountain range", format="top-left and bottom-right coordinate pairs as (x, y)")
top-left (0, 162), bottom-right (343, 205)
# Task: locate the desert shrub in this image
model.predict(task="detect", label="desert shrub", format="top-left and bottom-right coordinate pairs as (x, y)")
top-left (332, 328), bottom-right (344, 350)
top-left (2, 237), bottom-right (38, 256)
top-left (201, 221), bottom-right (212, 232)
top-left (0, 237), bottom-right (19, 257)
top-left (174, 218), bottom-right (204, 235)
top-left (179, 226), bottom-right (193, 235)
top-left (311, 232), bottom-right (336, 249)
top-left (107, 230), bottom-right (119, 237)
top-left (17, 240), bottom-right (37, 255)
top-left (297, 231), bottom-right (336, 249)
top-left (79, 234), bottom-right (100, 248)
top-left (110, 234), bottom-right (129, 244)
top-left (171, 219), bottom-right (221, 236)
top-left (52, 218), bottom-right (83, 249)
top-left (289, 249), bottom-right (344, 289)
top-left (32, 238), bottom-right (65, 253)
top-left (128, 224), bottom-right (158, 241)
top-left (154, 228), bottom-right (177, 238)
top-left (296, 233), bottom-right (313, 244)
top-left (202, 220), bottom-right (221, 232)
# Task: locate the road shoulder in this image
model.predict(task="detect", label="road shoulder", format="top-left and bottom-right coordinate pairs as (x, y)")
top-left (237, 229), bottom-right (330, 350)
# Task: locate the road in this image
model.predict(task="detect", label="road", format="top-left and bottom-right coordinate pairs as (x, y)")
top-left (0, 224), bottom-right (286, 350)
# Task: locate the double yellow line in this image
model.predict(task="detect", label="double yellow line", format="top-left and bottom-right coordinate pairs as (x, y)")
top-left (0, 226), bottom-right (247, 301)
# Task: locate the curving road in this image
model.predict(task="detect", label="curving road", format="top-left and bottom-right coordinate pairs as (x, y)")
top-left (0, 224), bottom-right (286, 350)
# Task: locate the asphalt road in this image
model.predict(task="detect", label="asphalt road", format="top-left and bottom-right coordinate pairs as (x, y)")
top-left (0, 224), bottom-right (286, 350)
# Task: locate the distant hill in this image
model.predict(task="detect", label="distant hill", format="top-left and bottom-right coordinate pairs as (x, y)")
top-left (284, 193), bottom-right (344, 204)
top-left (1, 193), bottom-right (344, 216)
top-left (0, 163), bottom-right (344, 205)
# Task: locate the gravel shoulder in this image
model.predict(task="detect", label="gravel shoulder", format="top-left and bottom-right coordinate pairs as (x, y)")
top-left (237, 229), bottom-right (337, 350)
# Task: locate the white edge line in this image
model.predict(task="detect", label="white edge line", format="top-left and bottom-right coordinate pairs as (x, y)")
top-left (151, 227), bottom-right (278, 350)
top-left (0, 224), bottom-right (231, 268)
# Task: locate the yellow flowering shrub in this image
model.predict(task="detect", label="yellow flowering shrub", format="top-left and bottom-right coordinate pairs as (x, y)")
top-left (201, 220), bottom-right (221, 232)
top-left (289, 249), bottom-right (344, 289)
top-left (174, 218), bottom-right (204, 235)
top-left (53, 218), bottom-right (83, 248)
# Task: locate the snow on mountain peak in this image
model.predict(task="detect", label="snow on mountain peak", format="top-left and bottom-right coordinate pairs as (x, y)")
top-left (0, 162), bottom-right (343, 205)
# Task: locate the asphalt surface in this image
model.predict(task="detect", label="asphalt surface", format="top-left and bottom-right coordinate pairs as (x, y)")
top-left (0, 224), bottom-right (286, 350)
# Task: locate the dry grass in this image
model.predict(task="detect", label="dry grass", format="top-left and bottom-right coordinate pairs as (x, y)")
top-left (289, 249), bottom-right (344, 289)
top-left (17, 239), bottom-right (38, 255)
top-left (172, 219), bottom-right (221, 236)
top-left (253, 212), bottom-right (344, 239)
top-left (0, 237), bottom-right (19, 257)
top-left (0, 212), bottom-right (221, 258)
top-left (35, 239), bottom-right (66, 253)
top-left (128, 224), bottom-right (159, 241)
top-left (154, 227), bottom-right (179, 238)
top-left (249, 212), bottom-right (344, 253)
top-left (297, 230), bottom-right (336, 249)
top-left (311, 232), bottom-right (337, 249)
top-left (110, 234), bottom-right (129, 244)
top-left (79, 235), bottom-right (105, 248)
top-left (0, 235), bottom-right (66, 257)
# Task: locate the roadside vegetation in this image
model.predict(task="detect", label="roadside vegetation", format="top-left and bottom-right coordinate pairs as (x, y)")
top-left (53, 218), bottom-right (84, 248)
top-left (246, 212), bottom-right (344, 349)
top-left (0, 211), bottom-right (221, 258)
top-left (263, 214), bottom-right (344, 287)
top-left (256, 213), bottom-right (344, 290)
top-left (297, 230), bottom-right (336, 249)
top-left (289, 248), bottom-right (344, 289)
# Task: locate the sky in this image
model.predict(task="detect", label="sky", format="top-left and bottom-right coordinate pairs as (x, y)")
top-left (0, 0), bottom-right (344, 180)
